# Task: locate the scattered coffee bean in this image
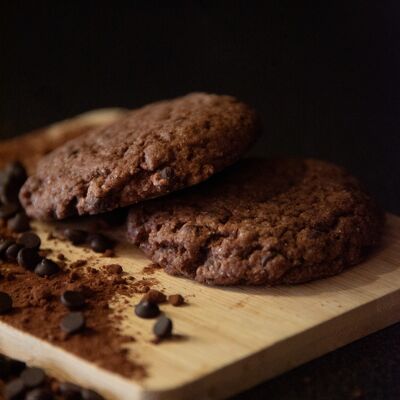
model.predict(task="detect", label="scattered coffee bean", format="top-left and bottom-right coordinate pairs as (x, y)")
top-left (153, 315), bottom-right (173, 339)
top-left (142, 289), bottom-right (167, 304)
top-left (0, 203), bottom-right (19, 219)
top-left (4, 378), bottom-right (26, 400)
top-left (134, 300), bottom-right (160, 319)
top-left (17, 248), bottom-right (42, 270)
top-left (6, 244), bottom-right (22, 262)
top-left (34, 259), bottom-right (60, 277)
top-left (60, 312), bottom-right (85, 334)
top-left (17, 232), bottom-right (41, 249)
top-left (25, 388), bottom-right (54, 400)
top-left (81, 388), bottom-right (105, 400)
top-left (59, 382), bottom-right (82, 399)
top-left (21, 367), bottom-right (46, 388)
top-left (168, 294), bottom-right (184, 306)
top-left (64, 228), bottom-right (88, 245)
top-left (0, 292), bottom-right (13, 314)
top-left (7, 213), bottom-right (30, 233)
top-left (0, 239), bottom-right (13, 259)
top-left (88, 234), bottom-right (113, 253)
top-left (60, 291), bottom-right (85, 310)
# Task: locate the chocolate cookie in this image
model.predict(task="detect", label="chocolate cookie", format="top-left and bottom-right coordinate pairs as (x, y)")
top-left (20, 93), bottom-right (260, 220)
top-left (127, 159), bottom-right (383, 285)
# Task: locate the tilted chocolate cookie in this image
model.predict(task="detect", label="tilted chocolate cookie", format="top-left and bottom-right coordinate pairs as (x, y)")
top-left (127, 159), bottom-right (383, 286)
top-left (20, 93), bottom-right (260, 219)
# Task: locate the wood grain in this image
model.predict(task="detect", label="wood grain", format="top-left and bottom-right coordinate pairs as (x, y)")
top-left (0, 214), bottom-right (399, 400)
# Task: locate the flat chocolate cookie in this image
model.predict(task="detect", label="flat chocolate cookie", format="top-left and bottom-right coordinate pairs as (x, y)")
top-left (127, 159), bottom-right (383, 285)
top-left (20, 93), bottom-right (260, 220)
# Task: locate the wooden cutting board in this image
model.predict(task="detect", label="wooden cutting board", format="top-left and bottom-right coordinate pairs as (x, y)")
top-left (0, 112), bottom-right (399, 399)
top-left (0, 214), bottom-right (399, 400)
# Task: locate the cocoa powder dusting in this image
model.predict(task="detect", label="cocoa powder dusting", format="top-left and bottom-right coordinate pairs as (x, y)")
top-left (0, 259), bottom-right (146, 379)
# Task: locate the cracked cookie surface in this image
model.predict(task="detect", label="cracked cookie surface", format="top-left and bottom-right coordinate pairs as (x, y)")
top-left (20, 93), bottom-right (260, 219)
top-left (127, 158), bottom-right (383, 285)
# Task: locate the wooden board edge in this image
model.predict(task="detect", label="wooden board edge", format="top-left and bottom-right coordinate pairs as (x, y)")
top-left (146, 288), bottom-right (400, 400)
top-left (0, 322), bottom-right (142, 400)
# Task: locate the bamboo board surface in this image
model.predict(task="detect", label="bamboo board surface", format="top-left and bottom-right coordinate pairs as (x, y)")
top-left (0, 214), bottom-right (399, 400)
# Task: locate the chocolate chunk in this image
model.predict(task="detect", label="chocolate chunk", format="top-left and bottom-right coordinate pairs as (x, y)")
top-left (81, 388), bottom-right (104, 400)
top-left (59, 382), bottom-right (82, 400)
top-left (60, 291), bottom-right (85, 310)
top-left (7, 213), bottom-right (30, 233)
top-left (153, 315), bottom-right (173, 338)
top-left (142, 289), bottom-right (166, 304)
top-left (168, 294), bottom-right (184, 306)
top-left (34, 259), bottom-right (60, 277)
top-left (6, 243), bottom-right (22, 262)
top-left (0, 239), bottom-right (13, 259)
top-left (7, 358), bottom-right (26, 376)
top-left (60, 312), bottom-right (85, 334)
top-left (4, 378), bottom-right (26, 400)
top-left (88, 234), bottom-right (113, 253)
top-left (17, 232), bottom-right (41, 249)
top-left (0, 356), bottom-right (26, 379)
top-left (0, 291), bottom-right (13, 314)
top-left (20, 367), bottom-right (46, 388)
top-left (134, 300), bottom-right (160, 319)
top-left (25, 388), bottom-right (54, 400)
top-left (0, 203), bottom-right (20, 219)
top-left (17, 248), bottom-right (42, 270)
top-left (64, 228), bottom-right (88, 245)
top-left (35, 258), bottom-right (60, 277)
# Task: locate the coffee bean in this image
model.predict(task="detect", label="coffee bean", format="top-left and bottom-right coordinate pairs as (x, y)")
top-left (60, 291), bottom-right (85, 310)
top-left (7, 213), bottom-right (30, 233)
top-left (0, 239), bottom-right (13, 259)
top-left (60, 312), bottom-right (85, 334)
top-left (17, 232), bottom-right (41, 249)
top-left (153, 315), bottom-right (173, 339)
top-left (5, 244), bottom-right (21, 262)
top-left (134, 300), bottom-right (160, 319)
top-left (17, 248), bottom-right (42, 270)
top-left (21, 367), bottom-right (46, 388)
top-left (88, 234), bottom-right (113, 253)
top-left (0, 292), bottom-right (13, 314)
top-left (64, 228), bottom-right (88, 245)
top-left (59, 382), bottom-right (82, 400)
top-left (34, 259), bottom-right (60, 277)
top-left (81, 388), bottom-right (104, 400)
top-left (0, 203), bottom-right (20, 219)
top-left (25, 388), bottom-right (54, 400)
top-left (4, 378), bottom-right (26, 400)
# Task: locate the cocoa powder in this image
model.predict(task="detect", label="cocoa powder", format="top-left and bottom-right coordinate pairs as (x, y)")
top-left (0, 251), bottom-right (146, 379)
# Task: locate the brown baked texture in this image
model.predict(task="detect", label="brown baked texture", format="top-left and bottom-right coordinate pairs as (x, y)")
top-left (19, 93), bottom-right (261, 220)
top-left (127, 158), bottom-right (383, 286)
top-left (0, 109), bottom-right (127, 174)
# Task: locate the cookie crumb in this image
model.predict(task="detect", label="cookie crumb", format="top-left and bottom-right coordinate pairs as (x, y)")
top-left (142, 289), bottom-right (166, 304)
top-left (168, 294), bottom-right (184, 306)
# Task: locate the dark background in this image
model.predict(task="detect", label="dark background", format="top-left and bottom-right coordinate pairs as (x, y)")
top-left (1, 2), bottom-right (399, 399)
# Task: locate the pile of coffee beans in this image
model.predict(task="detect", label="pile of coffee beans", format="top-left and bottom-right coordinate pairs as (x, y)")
top-left (0, 353), bottom-right (104, 399)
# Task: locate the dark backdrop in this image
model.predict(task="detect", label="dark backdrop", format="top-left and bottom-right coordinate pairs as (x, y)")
top-left (1, 2), bottom-right (399, 399)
